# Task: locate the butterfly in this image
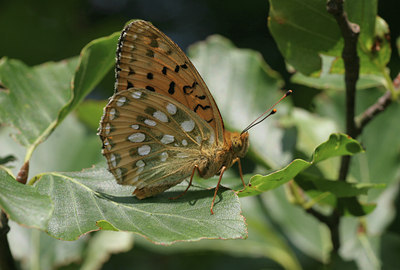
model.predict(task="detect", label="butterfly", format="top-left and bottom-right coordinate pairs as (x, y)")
top-left (98, 20), bottom-right (290, 214)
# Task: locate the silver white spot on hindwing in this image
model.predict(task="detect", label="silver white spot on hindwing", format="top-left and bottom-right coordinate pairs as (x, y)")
top-left (166, 103), bottom-right (177, 115)
top-left (144, 119), bottom-right (156, 126)
top-left (153, 111), bottom-right (168, 122)
top-left (138, 145), bottom-right (151, 156)
top-left (182, 139), bottom-right (188, 146)
top-left (208, 132), bottom-right (215, 145)
top-left (105, 123), bottom-right (111, 135)
top-left (136, 160), bottom-right (145, 173)
top-left (109, 108), bottom-right (117, 120)
top-left (128, 133), bottom-right (145, 143)
top-left (110, 154), bottom-right (117, 167)
top-left (160, 152), bottom-right (168, 162)
top-left (131, 124), bottom-right (139, 130)
top-left (131, 91), bottom-right (142, 99)
top-left (181, 120), bottom-right (195, 132)
top-left (161, 135), bottom-right (174, 144)
top-left (116, 97), bottom-right (127, 106)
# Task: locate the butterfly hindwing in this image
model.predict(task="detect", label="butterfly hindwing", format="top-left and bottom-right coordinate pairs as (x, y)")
top-left (115, 20), bottom-right (224, 145)
top-left (99, 88), bottom-right (216, 198)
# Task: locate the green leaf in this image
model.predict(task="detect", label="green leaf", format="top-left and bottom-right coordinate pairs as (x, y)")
top-left (58, 32), bottom-right (119, 123)
top-left (0, 31), bottom-right (118, 159)
top-left (30, 167), bottom-right (246, 244)
top-left (268, 0), bottom-right (341, 75)
top-left (295, 173), bottom-right (383, 216)
top-left (295, 173), bottom-right (384, 199)
top-left (0, 57), bottom-right (79, 148)
top-left (291, 56), bottom-right (386, 91)
top-left (237, 133), bottom-right (363, 197)
top-left (269, 0), bottom-right (393, 91)
top-left (75, 100), bottom-right (108, 131)
top-left (312, 133), bottom-right (364, 163)
top-left (315, 89), bottom-right (400, 199)
top-left (189, 35), bottom-right (292, 168)
top-left (0, 167), bottom-right (52, 229)
top-left (133, 196), bottom-right (304, 270)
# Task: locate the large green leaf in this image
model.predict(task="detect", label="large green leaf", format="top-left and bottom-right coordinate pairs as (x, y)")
top-left (188, 35), bottom-right (292, 168)
top-left (0, 115), bottom-right (104, 179)
top-left (0, 167), bottom-right (52, 229)
top-left (269, 0), bottom-right (393, 92)
top-left (238, 133), bottom-right (364, 197)
top-left (0, 31), bottom-right (118, 159)
top-left (29, 167), bottom-right (246, 244)
top-left (133, 196), bottom-right (304, 270)
top-left (0, 57), bottom-right (79, 149)
top-left (58, 32), bottom-right (119, 123)
top-left (268, 0), bottom-right (341, 75)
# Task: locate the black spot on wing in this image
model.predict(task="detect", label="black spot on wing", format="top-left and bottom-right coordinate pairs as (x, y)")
top-left (183, 81), bottom-right (199, 95)
top-left (127, 81), bottom-right (134, 89)
top-left (193, 104), bottom-right (211, 113)
top-left (150, 39), bottom-right (159, 48)
top-left (128, 67), bottom-right (135, 75)
top-left (174, 65), bottom-right (180, 72)
top-left (168, 81), bottom-right (175, 94)
top-left (195, 95), bottom-right (206, 100)
top-left (146, 50), bottom-right (154, 58)
top-left (146, 86), bottom-right (155, 92)
top-left (162, 66), bottom-right (167, 75)
top-left (147, 73), bottom-right (153, 79)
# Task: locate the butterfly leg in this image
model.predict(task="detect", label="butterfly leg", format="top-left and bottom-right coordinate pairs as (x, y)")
top-left (169, 165), bottom-right (199, 200)
top-left (210, 166), bottom-right (227, 215)
top-left (232, 157), bottom-right (247, 188)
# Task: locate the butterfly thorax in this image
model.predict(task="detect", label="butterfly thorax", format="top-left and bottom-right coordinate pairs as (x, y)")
top-left (197, 131), bottom-right (249, 179)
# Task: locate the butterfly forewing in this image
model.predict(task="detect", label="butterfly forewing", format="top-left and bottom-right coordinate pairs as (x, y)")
top-left (99, 88), bottom-right (216, 198)
top-left (115, 20), bottom-right (224, 145)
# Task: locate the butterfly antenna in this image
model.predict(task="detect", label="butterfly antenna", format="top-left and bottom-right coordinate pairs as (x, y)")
top-left (241, 90), bottom-right (292, 134)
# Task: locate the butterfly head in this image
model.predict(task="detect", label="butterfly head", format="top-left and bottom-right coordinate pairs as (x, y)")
top-left (228, 131), bottom-right (250, 158)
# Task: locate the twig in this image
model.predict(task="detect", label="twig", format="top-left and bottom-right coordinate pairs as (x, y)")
top-left (0, 160), bottom-right (30, 269)
top-left (305, 208), bottom-right (329, 224)
top-left (0, 211), bottom-right (16, 270)
top-left (327, 0), bottom-right (360, 181)
top-left (355, 72), bottom-right (399, 136)
top-left (326, 0), bottom-right (361, 254)
top-left (355, 91), bottom-right (392, 135)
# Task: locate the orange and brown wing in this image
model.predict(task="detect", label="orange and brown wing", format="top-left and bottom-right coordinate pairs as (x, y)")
top-left (115, 20), bottom-right (224, 145)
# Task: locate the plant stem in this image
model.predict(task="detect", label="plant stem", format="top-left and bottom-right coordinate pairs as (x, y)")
top-left (0, 159), bottom-right (31, 269)
top-left (355, 90), bottom-right (392, 136)
top-left (326, 0), bottom-right (360, 254)
top-left (355, 72), bottom-right (399, 136)
top-left (0, 211), bottom-right (17, 270)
